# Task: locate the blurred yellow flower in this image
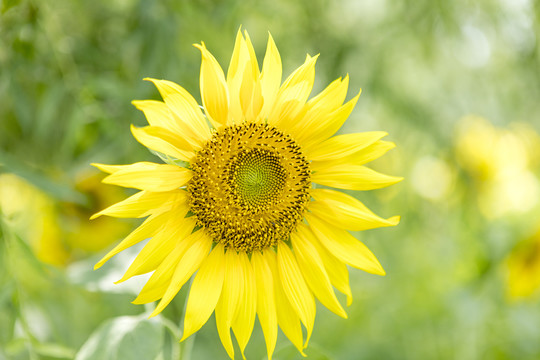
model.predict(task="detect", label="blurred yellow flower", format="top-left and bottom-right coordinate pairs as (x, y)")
top-left (411, 155), bottom-right (454, 201)
top-left (0, 172), bottom-right (131, 267)
top-left (93, 30), bottom-right (401, 359)
top-left (62, 171), bottom-right (132, 254)
top-left (0, 173), bottom-right (66, 266)
top-left (455, 115), bottom-right (540, 218)
top-left (505, 231), bottom-right (540, 300)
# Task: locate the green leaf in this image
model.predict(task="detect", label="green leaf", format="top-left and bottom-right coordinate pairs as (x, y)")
top-left (75, 315), bottom-right (164, 360)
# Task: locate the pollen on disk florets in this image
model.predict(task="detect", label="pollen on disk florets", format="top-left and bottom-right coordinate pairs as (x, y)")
top-left (187, 123), bottom-right (311, 253)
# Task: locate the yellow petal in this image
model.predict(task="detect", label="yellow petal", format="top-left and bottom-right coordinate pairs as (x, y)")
top-left (91, 163), bottom-right (125, 174)
top-left (231, 252), bottom-right (257, 360)
top-left (301, 90), bottom-right (361, 150)
top-left (239, 61), bottom-right (263, 123)
top-left (131, 100), bottom-right (186, 140)
top-left (194, 43), bottom-right (229, 126)
top-left (306, 213), bottom-right (385, 275)
top-left (292, 226), bottom-right (347, 319)
top-left (277, 242), bottom-right (315, 348)
top-left (270, 82), bottom-right (310, 126)
top-left (181, 244), bottom-right (226, 341)
top-left (289, 76), bottom-right (349, 141)
top-left (307, 231), bottom-right (353, 306)
top-left (259, 33), bottom-right (282, 121)
top-left (226, 29), bottom-right (262, 124)
top-left (227, 28), bottom-right (246, 82)
top-left (242, 30), bottom-right (260, 78)
top-left (215, 250), bottom-right (242, 359)
top-left (251, 251), bottom-right (277, 360)
top-left (130, 124), bottom-right (194, 162)
top-left (240, 31), bottom-right (264, 121)
top-left (347, 140), bottom-right (396, 165)
top-left (143, 78), bottom-right (211, 145)
top-left (311, 164), bottom-right (403, 191)
top-left (118, 213), bottom-right (195, 284)
top-left (309, 188), bottom-right (400, 231)
top-left (265, 250), bottom-right (305, 356)
top-left (102, 162), bottom-right (192, 192)
top-left (268, 54), bottom-right (318, 129)
top-left (306, 75), bottom-right (349, 112)
top-left (226, 29), bottom-right (249, 123)
top-left (94, 211), bottom-right (169, 269)
top-left (90, 189), bottom-right (186, 220)
top-left (150, 231), bottom-right (212, 317)
top-left (132, 226), bottom-right (202, 304)
top-left (132, 226), bottom-right (204, 304)
top-left (306, 131), bottom-right (387, 161)
top-left (311, 140), bottom-right (396, 171)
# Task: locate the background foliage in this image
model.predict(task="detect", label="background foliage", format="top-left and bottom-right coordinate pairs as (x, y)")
top-left (1, 0), bottom-right (540, 359)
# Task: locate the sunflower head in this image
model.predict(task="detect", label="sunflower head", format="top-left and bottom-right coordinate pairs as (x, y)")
top-left (92, 29), bottom-right (401, 360)
top-left (188, 122), bottom-right (311, 253)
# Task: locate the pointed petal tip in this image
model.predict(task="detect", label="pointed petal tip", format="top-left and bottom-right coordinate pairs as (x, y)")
top-left (369, 256), bottom-right (386, 276)
top-left (304, 53), bottom-right (320, 63)
top-left (333, 305), bottom-right (348, 319)
top-left (179, 332), bottom-right (192, 343)
top-left (90, 162), bottom-right (103, 170)
top-left (129, 123), bottom-right (139, 135)
top-left (193, 42), bottom-right (207, 52)
top-left (91, 163), bottom-right (119, 175)
top-left (142, 78), bottom-right (164, 90)
top-left (89, 212), bottom-right (101, 220)
top-left (131, 293), bottom-right (154, 305)
top-left (114, 276), bottom-right (128, 285)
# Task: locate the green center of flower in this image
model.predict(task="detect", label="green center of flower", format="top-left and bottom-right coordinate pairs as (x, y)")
top-left (231, 149), bottom-right (286, 209)
top-left (187, 123), bottom-right (311, 252)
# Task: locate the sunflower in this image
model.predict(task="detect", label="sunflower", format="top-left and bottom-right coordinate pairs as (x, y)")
top-left (92, 30), bottom-right (402, 359)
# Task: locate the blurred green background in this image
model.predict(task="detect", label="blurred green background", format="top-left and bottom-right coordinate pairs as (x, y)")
top-left (1, 0), bottom-right (540, 359)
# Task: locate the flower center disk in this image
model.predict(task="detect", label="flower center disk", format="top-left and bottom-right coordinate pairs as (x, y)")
top-left (188, 123), bottom-right (311, 253)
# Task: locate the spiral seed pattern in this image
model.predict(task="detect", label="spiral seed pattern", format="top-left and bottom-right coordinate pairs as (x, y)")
top-left (187, 123), bottom-right (311, 252)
